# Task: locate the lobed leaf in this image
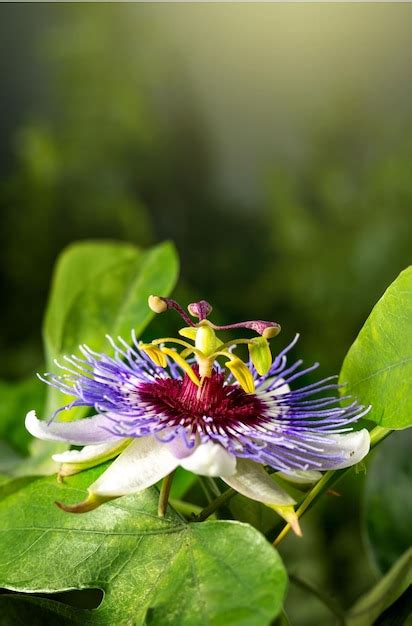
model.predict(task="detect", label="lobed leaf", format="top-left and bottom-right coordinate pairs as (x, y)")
top-left (0, 465), bottom-right (287, 626)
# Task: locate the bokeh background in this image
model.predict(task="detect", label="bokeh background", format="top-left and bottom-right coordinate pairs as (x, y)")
top-left (0, 4), bottom-right (411, 625)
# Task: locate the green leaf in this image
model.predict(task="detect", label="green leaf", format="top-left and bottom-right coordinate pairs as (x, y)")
top-left (0, 377), bottom-right (46, 457)
top-left (230, 494), bottom-right (278, 536)
top-left (23, 240), bottom-right (178, 475)
top-left (0, 466), bottom-right (287, 626)
top-left (0, 475), bottom-right (40, 502)
top-left (340, 267), bottom-right (412, 429)
top-left (44, 240), bottom-right (179, 361)
top-left (364, 430), bottom-right (412, 573)
top-left (44, 239), bottom-right (179, 416)
top-left (346, 548), bottom-right (412, 626)
top-left (272, 609), bottom-right (291, 625)
top-left (169, 467), bottom-right (197, 500)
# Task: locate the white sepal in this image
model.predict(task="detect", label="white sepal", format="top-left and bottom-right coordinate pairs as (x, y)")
top-left (256, 377), bottom-right (290, 395)
top-left (179, 441), bottom-right (237, 477)
top-left (89, 436), bottom-right (178, 497)
top-left (52, 439), bottom-right (130, 477)
top-left (321, 429), bottom-right (370, 469)
top-left (25, 410), bottom-right (119, 445)
top-left (222, 458), bottom-right (296, 506)
top-left (277, 469), bottom-right (322, 486)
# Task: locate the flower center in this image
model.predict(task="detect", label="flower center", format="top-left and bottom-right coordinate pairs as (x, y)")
top-left (138, 370), bottom-right (266, 436)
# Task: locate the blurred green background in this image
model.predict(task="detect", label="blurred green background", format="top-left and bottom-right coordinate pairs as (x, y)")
top-left (0, 4), bottom-right (411, 625)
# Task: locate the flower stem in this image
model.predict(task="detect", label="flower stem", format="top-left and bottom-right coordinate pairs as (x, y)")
top-left (273, 470), bottom-right (342, 546)
top-left (369, 425), bottom-right (392, 447)
top-left (198, 476), bottom-right (215, 503)
top-left (273, 425), bottom-right (393, 546)
top-left (158, 471), bottom-right (176, 517)
top-left (195, 487), bottom-right (236, 522)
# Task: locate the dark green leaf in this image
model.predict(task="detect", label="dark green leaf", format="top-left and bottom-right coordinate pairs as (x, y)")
top-left (271, 609), bottom-right (291, 625)
top-left (346, 548), bottom-right (412, 626)
top-left (340, 267), bottom-right (412, 429)
top-left (169, 467), bottom-right (197, 500)
top-left (364, 430), bottom-right (412, 573)
top-left (375, 587), bottom-right (412, 626)
top-left (0, 466), bottom-right (287, 626)
top-left (0, 377), bottom-right (45, 458)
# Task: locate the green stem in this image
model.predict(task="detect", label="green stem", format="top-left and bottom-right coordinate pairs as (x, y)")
top-left (273, 469), bottom-right (342, 546)
top-left (369, 425), bottom-right (392, 447)
top-left (195, 487), bottom-right (236, 522)
top-left (197, 476), bottom-right (215, 503)
top-left (206, 477), bottom-right (222, 498)
top-left (273, 425), bottom-right (393, 546)
top-left (289, 574), bottom-right (345, 624)
top-left (169, 498), bottom-right (206, 517)
top-left (158, 471), bottom-right (176, 517)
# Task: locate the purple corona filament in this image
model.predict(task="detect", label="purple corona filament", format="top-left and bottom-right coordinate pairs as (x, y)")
top-left (39, 332), bottom-right (370, 473)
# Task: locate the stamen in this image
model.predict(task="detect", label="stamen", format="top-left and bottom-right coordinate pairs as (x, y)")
top-left (160, 347), bottom-right (201, 386)
top-left (150, 337), bottom-right (195, 351)
top-left (148, 296), bottom-right (195, 327)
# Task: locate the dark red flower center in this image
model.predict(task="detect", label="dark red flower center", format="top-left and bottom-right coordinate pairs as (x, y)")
top-left (138, 370), bottom-right (266, 434)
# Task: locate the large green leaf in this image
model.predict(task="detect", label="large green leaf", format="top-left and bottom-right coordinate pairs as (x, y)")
top-left (340, 267), bottom-right (412, 429)
top-left (346, 548), bottom-right (412, 626)
top-left (0, 466), bottom-right (287, 626)
top-left (364, 430), bottom-right (412, 573)
top-left (23, 240), bottom-right (178, 475)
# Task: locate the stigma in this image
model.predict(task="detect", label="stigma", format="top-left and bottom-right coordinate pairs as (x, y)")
top-left (141, 296), bottom-right (282, 392)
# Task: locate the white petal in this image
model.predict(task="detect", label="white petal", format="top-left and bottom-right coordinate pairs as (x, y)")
top-left (222, 458), bottom-right (296, 506)
top-left (273, 379), bottom-right (290, 395)
top-left (89, 436), bottom-right (178, 497)
top-left (25, 410), bottom-right (120, 445)
top-left (321, 429), bottom-right (370, 469)
top-left (277, 469), bottom-right (322, 486)
top-left (52, 440), bottom-right (128, 464)
top-left (165, 431), bottom-right (196, 459)
top-left (257, 376), bottom-right (290, 394)
top-left (179, 441), bottom-right (237, 477)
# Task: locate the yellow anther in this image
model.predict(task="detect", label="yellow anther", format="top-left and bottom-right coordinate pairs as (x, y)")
top-left (140, 344), bottom-right (168, 368)
top-left (263, 325), bottom-right (281, 339)
top-left (148, 295), bottom-right (168, 314)
top-left (160, 347), bottom-right (201, 386)
top-left (226, 357), bottom-right (255, 394)
top-left (249, 337), bottom-right (272, 376)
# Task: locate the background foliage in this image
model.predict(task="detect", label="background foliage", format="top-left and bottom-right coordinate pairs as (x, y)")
top-left (0, 5), bottom-right (411, 625)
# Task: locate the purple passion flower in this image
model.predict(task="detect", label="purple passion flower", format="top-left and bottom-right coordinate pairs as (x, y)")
top-left (26, 296), bottom-right (370, 534)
